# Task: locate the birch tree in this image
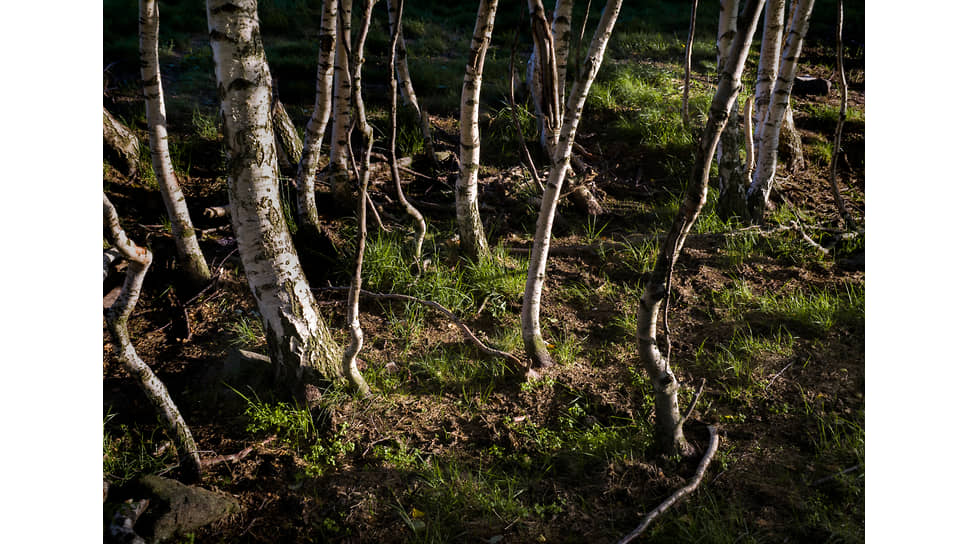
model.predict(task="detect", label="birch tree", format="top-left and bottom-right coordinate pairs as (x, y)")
top-left (294, 0), bottom-right (340, 236)
top-left (713, 0), bottom-right (749, 224)
top-left (456, 0), bottom-right (500, 261)
top-left (682, 0), bottom-right (699, 129)
top-left (748, 0), bottom-right (815, 221)
top-left (329, 0), bottom-right (354, 187)
top-left (386, 0), bottom-right (435, 158)
top-left (139, 0), bottom-right (211, 287)
top-left (104, 193), bottom-right (203, 481)
top-left (638, 0), bottom-right (765, 456)
top-left (207, 0), bottom-right (343, 395)
top-left (520, 0), bottom-right (623, 370)
top-left (828, 0), bottom-right (855, 230)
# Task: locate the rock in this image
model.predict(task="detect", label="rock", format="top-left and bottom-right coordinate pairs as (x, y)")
top-left (792, 75), bottom-right (832, 96)
top-left (134, 475), bottom-right (239, 543)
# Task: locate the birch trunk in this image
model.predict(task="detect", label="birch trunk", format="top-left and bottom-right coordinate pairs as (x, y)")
top-left (341, 0), bottom-right (378, 396)
top-left (271, 80), bottom-right (302, 176)
top-left (521, 0), bottom-right (623, 370)
top-left (294, 0), bottom-right (340, 236)
top-left (330, 0), bottom-right (354, 174)
top-left (139, 0), bottom-right (211, 287)
top-left (639, 0), bottom-right (765, 456)
top-left (456, 0), bottom-right (499, 262)
top-left (103, 107), bottom-right (140, 178)
top-left (753, 0), bottom-right (784, 148)
top-left (388, 0), bottom-right (427, 267)
top-left (682, 0), bottom-right (699, 128)
top-left (550, 0), bottom-right (573, 125)
top-left (387, 0), bottom-right (435, 157)
top-left (714, 0), bottom-right (748, 224)
top-left (527, 0), bottom-right (560, 153)
top-left (828, 0), bottom-right (855, 230)
top-left (748, 0), bottom-right (815, 221)
top-left (103, 194), bottom-right (202, 482)
top-left (207, 0), bottom-right (343, 393)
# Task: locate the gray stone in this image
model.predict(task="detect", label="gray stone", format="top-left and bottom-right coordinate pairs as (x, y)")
top-left (135, 475), bottom-right (239, 543)
top-left (792, 75), bottom-right (832, 96)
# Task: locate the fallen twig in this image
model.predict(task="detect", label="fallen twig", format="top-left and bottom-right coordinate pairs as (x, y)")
top-left (765, 361), bottom-right (795, 391)
top-left (315, 286), bottom-right (526, 370)
top-left (616, 425), bottom-right (720, 544)
top-left (201, 435), bottom-right (277, 467)
top-left (810, 464), bottom-right (861, 486)
top-left (682, 378), bottom-right (706, 423)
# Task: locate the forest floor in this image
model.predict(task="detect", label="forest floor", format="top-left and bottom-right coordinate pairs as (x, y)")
top-left (103, 5), bottom-right (864, 543)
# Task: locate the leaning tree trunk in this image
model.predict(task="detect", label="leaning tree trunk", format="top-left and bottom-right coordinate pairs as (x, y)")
top-left (388, 0), bottom-right (427, 268)
top-left (103, 107), bottom-right (140, 178)
top-left (748, 0), bottom-right (815, 221)
top-left (386, 0), bottom-right (435, 158)
top-left (207, 0), bottom-right (343, 395)
top-left (329, 0), bottom-right (354, 179)
top-left (713, 0), bottom-right (748, 224)
top-left (639, 0), bottom-right (765, 457)
top-left (294, 0), bottom-right (340, 236)
top-left (139, 0), bottom-right (211, 287)
top-left (270, 79), bottom-right (302, 177)
top-left (521, 0), bottom-right (623, 371)
top-left (341, 0), bottom-right (378, 396)
top-left (456, 0), bottom-right (500, 262)
top-left (103, 194), bottom-right (203, 482)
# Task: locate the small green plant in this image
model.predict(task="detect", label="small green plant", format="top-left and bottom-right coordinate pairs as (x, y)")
top-left (619, 237), bottom-right (659, 275)
top-left (191, 107), bottom-right (220, 141)
top-left (582, 216), bottom-right (609, 244)
top-left (227, 315), bottom-right (265, 349)
top-left (103, 411), bottom-right (178, 486)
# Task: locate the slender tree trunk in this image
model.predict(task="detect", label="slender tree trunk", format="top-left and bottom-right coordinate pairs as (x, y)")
top-left (386, 0), bottom-right (435, 158)
top-left (139, 0), bottom-right (211, 287)
top-left (456, 0), bottom-right (500, 262)
top-left (103, 107), bottom-right (140, 178)
top-left (207, 0), bottom-right (343, 394)
top-left (550, 0), bottom-right (573, 124)
top-left (388, 0), bottom-right (427, 268)
top-left (294, 0), bottom-right (340, 236)
top-left (527, 0), bottom-right (560, 154)
top-left (341, 0), bottom-right (378, 396)
top-left (639, 0), bottom-right (765, 456)
top-left (714, 0), bottom-right (748, 223)
top-left (748, 0), bottom-right (815, 221)
top-left (682, 0), bottom-right (699, 129)
top-left (753, 0), bottom-right (784, 147)
top-left (330, 0), bottom-right (354, 174)
top-left (828, 0), bottom-right (855, 230)
top-left (103, 194), bottom-right (202, 482)
top-left (521, 0), bottom-right (623, 370)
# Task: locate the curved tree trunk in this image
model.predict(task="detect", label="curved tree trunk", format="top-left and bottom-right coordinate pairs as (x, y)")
top-left (388, 0), bottom-right (427, 268)
top-left (341, 0), bottom-right (378, 396)
top-left (527, 0), bottom-right (560, 154)
top-left (748, 0), bottom-right (815, 221)
top-left (639, 0), bottom-right (765, 457)
top-left (294, 0), bottom-right (340, 236)
top-left (456, 0), bottom-right (500, 262)
top-left (139, 0), bottom-right (211, 287)
top-left (386, 0), bottom-right (435, 158)
top-left (104, 194), bottom-right (202, 482)
top-left (521, 0), bottom-right (623, 370)
top-left (207, 0), bottom-right (343, 395)
top-left (103, 107), bottom-right (140, 178)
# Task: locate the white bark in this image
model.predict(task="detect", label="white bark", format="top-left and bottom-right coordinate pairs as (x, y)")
top-left (456, 0), bottom-right (499, 261)
top-left (828, 0), bottom-right (855, 230)
top-left (207, 0), bottom-right (343, 390)
top-left (294, 0), bottom-right (340, 236)
top-left (521, 0), bottom-right (623, 370)
top-left (639, 0), bottom-right (765, 456)
top-left (329, 0), bottom-right (354, 173)
top-left (103, 107), bottom-right (140, 178)
top-left (753, 0), bottom-right (785, 148)
top-left (550, 0), bottom-right (573, 119)
top-left (748, 0), bottom-right (815, 220)
top-left (388, 0), bottom-right (427, 267)
top-left (139, 0), bottom-right (211, 286)
top-left (527, 0), bottom-right (561, 153)
top-left (103, 194), bottom-right (203, 481)
top-left (271, 81), bottom-right (301, 174)
top-left (713, 0), bottom-right (747, 223)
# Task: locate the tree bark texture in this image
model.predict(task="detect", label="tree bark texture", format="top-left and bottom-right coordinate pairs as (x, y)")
top-left (388, 0), bottom-right (427, 268)
top-left (638, 0), bottom-right (765, 456)
top-left (828, 0), bottom-right (855, 230)
top-left (748, 0), bottom-right (815, 221)
top-left (386, 0), bottom-right (435, 158)
top-left (207, 0), bottom-right (343, 390)
top-left (527, 0), bottom-right (560, 154)
top-left (714, 0), bottom-right (748, 224)
top-left (103, 107), bottom-right (140, 178)
top-left (139, 0), bottom-right (211, 287)
top-left (329, 0), bottom-right (354, 173)
top-left (456, 0), bottom-right (500, 262)
top-left (341, 0), bottom-right (378, 396)
top-left (103, 194), bottom-right (203, 481)
top-left (550, 0), bottom-right (573, 111)
top-left (521, 0), bottom-right (623, 370)
top-left (753, 0), bottom-right (784, 147)
top-left (270, 80), bottom-right (302, 176)
top-left (294, 0), bottom-right (340, 236)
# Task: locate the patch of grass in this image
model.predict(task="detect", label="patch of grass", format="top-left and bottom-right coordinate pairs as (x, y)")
top-left (409, 343), bottom-right (511, 391)
top-left (648, 488), bottom-right (767, 543)
top-left (192, 107), bottom-right (220, 141)
top-left (227, 315), bottom-right (266, 349)
top-left (694, 327), bottom-right (795, 386)
top-left (483, 101), bottom-right (538, 164)
top-left (712, 280), bottom-right (864, 334)
top-left (103, 411), bottom-right (178, 486)
top-left (618, 237), bottom-right (659, 276)
top-left (546, 329), bottom-right (584, 366)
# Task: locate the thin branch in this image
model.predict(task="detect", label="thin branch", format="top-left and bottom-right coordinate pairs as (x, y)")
top-left (682, 378), bottom-right (706, 423)
top-left (765, 361), bottom-right (795, 391)
top-left (827, 0), bottom-right (856, 230)
top-left (616, 425), bottom-right (720, 544)
top-left (510, 3), bottom-right (544, 193)
top-left (810, 464), bottom-right (861, 486)
top-left (200, 435), bottom-right (277, 467)
top-left (682, 0), bottom-right (699, 128)
top-left (315, 286), bottom-right (526, 370)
